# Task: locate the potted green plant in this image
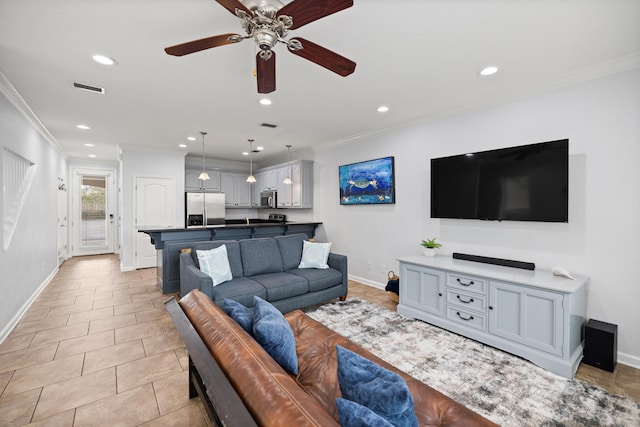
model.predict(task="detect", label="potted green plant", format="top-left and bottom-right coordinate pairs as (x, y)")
top-left (420, 238), bottom-right (442, 257)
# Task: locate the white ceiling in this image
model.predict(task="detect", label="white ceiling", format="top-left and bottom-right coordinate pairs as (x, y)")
top-left (1, 0), bottom-right (639, 164)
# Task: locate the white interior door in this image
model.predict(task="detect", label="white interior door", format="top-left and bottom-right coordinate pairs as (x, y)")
top-left (71, 168), bottom-right (117, 256)
top-left (135, 176), bottom-right (175, 269)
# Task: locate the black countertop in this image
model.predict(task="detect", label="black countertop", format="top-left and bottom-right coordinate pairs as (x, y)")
top-left (138, 221), bottom-right (321, 233)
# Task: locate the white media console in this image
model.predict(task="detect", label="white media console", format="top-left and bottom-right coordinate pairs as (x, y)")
top-left (397, 255), bottom-right (588, 378)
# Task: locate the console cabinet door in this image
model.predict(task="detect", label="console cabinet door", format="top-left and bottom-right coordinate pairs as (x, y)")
top-left (400, 264), bottom-right (445, 317)
top-left (489, 281), bottom-right (564, 356)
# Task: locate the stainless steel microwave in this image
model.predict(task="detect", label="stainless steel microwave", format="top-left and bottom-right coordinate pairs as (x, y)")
top-left (260, 191), bottom-right (277, 208)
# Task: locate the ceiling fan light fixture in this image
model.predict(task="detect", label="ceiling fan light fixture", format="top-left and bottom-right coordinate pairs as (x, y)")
top-left (165, 0), bottom-right (355, 93)
top-left (255, 30), bottom-right (278, 51)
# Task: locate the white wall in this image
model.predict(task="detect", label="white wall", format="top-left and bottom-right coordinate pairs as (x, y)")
top-left (119, 148), bottom-right (186, 271)
top-left (0, 76), bottom-right (66, 341)
top-left (312, 68), bottom-right (640, 367)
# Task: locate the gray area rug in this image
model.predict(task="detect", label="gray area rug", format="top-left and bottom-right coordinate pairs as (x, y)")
top-left (305, 298), bottom-right (640, 427)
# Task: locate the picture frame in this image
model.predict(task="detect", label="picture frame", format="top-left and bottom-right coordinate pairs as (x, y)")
top-left (339, 156), bottom-right (395, 205)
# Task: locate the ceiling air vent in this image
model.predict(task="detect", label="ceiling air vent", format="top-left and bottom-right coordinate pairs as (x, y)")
top-left (73, 82), bottom-right (105, 94)
top-left (260, 123), bottom-right (277, 128)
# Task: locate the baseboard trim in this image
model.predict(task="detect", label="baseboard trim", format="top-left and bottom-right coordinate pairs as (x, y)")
top-left (348, 274), bottom-right (384, 290)
top-left (0, 267), bottom-right (58, 345)
top-left (617, 351), bottom-right (640, 370)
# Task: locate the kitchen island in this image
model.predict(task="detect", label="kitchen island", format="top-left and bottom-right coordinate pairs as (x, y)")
top-left (139, 221), bottom-right (322, 294)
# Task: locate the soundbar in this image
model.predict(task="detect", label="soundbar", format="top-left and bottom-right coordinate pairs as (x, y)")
top-left (452, 253), bottom-right (535, 270)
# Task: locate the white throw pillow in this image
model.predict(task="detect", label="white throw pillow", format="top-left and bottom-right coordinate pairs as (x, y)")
top-left (298, 241), bottom-right (332, 269)
top-left (197, 245), bottom-right (233, 286)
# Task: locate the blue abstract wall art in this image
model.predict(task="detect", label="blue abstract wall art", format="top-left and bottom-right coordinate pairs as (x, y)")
top-left (339, 156), bottom-right (395, 205)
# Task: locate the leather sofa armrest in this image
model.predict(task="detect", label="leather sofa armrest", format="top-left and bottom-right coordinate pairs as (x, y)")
top-left (180, 252), bottom-right (213, 298)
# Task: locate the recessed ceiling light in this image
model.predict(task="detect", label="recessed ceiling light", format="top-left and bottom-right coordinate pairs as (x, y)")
top-left (259, 98), bottom-right (272, 106)
top-left (242, 151), bottom-right (249, 156)
top-left (256, 146), bottom-right (264, 151)
top-left (187, 136), bottom-right (196, 141)
top-left (92, 55), bottom-right (117, 66)
top-left (76, 124), bottom-right (91, 130)
top-left (84, 143), bottom-right (94, 147)
top-left (88, 154), bottom-right (97, 158)
top-left (479, 66), bottom-right (499, 76)
top-left (178, 144), bottom-right (187, 148)
top-left (377, 105), bottom-right (389, 113)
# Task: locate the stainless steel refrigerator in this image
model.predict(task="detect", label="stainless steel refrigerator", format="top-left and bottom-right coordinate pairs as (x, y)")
top-left (185, 192), bottom-right (225, 228)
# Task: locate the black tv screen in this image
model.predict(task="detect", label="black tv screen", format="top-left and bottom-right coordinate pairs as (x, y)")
top-left (431, 139), bottom-right (568, 222)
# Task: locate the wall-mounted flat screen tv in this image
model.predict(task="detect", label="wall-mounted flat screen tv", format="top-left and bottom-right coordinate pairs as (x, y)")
top-left (431, 139), bottom-right (568, 222)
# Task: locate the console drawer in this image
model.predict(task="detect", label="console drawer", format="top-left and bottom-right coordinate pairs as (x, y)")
top-left (446, 306), bottom-right (487, 331)
top-left (447, 273), bottom-right (487, 295)
top-left (446, 289), bottom-right (487, 313)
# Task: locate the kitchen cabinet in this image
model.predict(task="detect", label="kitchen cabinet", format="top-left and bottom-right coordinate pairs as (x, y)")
top-left (185, 169), bottom-right (220, 192)
top-left (397, 255), bottom-right (588, 378)
top-left (275, 160), bottom-right (313, 208)
top-left (261, 169), bottom-right (277, 191)
top-left (251, 172), bottom-right (263, 207)
top-left (220, 173), bottom-right (252, 208)
top-left (277, 166), bottom-right (293, 207)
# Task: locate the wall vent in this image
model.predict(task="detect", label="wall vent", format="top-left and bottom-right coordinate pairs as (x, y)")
top-left (260, 123), bottom-right (277, 128)
top-left (73, 82), bottom-right (105, 94)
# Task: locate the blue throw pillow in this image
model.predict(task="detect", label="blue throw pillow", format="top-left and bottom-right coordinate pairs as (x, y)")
top-left (336, 398), bottom-right (394, 427)
top-left (252, 296), bottom-right (298, 375)
top-left (336, 345), bottom-right (418, 427)
top-left (223, 298), bottom-right (253, 335)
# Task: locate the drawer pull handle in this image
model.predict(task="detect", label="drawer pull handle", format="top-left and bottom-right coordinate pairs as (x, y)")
top-left (457, 278), bottom-right (475, 286)
top-left (456, 295), bottom-right (474, 304)
top-left (456, 312), bottom-right (474, 321)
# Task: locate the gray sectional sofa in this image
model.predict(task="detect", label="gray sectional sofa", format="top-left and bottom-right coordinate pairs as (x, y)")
top-left (179, 233), bottom-right (348, 313)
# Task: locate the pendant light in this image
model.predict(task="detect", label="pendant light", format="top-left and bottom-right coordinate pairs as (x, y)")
top-left (283, 144), bottom-right (293, 184)
top-left (246, 139), bottom-right (256, 183)
top-left (198, 131), bottom-right (210, 181)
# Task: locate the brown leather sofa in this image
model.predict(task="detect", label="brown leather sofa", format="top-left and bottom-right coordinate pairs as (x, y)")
top-left (166, 289), bottom-right (498, 427)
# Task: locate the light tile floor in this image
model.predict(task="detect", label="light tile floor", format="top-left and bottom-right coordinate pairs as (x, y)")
top-left (0, 255), bottom-right (638, 426)
top-left (0, 255), bottom-right (210, 427)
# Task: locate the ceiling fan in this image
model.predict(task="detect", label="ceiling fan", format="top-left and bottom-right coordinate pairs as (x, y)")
top-left (164, 0), bottom-right (356, 93)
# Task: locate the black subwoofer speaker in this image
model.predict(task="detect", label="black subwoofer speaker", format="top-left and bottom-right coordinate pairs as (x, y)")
top-left (583, 319), bottom-right (617, 372)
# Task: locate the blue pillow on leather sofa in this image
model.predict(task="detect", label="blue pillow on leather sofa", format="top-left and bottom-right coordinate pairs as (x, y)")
top-left (336, 345), bottom-right (418, 427)
top-left (223, 298), bottom-right (253, 335)
top-left (336, 398), bottom-right (394, 427)
top-left (252, 296), bottom-right (298, 375)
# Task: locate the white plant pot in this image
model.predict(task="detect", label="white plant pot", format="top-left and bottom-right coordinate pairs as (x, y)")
top-left (424, 248), bottom-right (437, 257)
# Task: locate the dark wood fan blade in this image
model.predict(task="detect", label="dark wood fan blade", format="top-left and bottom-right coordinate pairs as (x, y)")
top-left (256, 52), bottom-right (276, 94)
top-left (215, 0), bottom-right (253, 17)
top-left (289, 38), bottom-right (355, 76)
top-left (277, 0), bottom-right (353, 30)
top-left (164, 34), bottom-right (242, 56)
